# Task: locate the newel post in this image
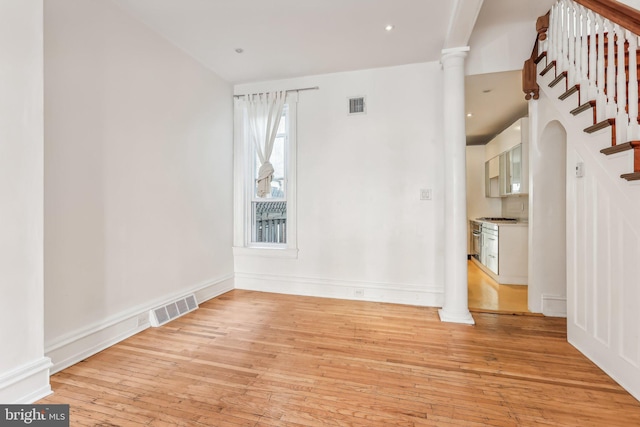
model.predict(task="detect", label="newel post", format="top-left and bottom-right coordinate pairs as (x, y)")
top-left (523, 13), bottom-right (550, 100)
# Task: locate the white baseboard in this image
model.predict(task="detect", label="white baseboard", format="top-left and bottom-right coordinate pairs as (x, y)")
top-left (235, 272), bottom-right (443, 307)
top-left (542, 294), bottom-right (567, 317)
top-left (0, 357), bottom-right (52, 403)
top-left (45, 274), bottom-right (234, 374)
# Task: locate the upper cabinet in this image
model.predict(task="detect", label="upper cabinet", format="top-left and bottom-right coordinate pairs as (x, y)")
top-left (485, 156), bottom-right (500, 197)
top-left (506, 144), bottom-right (523, 194)
top-left (484, 117), bottom-right (529, 198)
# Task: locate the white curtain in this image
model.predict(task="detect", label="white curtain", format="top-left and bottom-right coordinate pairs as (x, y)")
top-left (245, 91), bottom-right (286, 198)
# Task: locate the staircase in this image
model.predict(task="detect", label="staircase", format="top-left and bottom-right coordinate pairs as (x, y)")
top-left (523, 0), bottom-right (640, 181)
top-left (521, 0), bottom-right (640, 403)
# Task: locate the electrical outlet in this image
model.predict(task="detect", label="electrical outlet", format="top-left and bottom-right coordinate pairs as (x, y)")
top-left (354, 289), bottom-right (364, 298)
top-left (137, 313), bottom-right (150, 327)
top-left (420, 189), bottom-right (432, 200)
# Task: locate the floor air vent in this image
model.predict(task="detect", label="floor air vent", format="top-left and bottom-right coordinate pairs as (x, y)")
top-left (149, 294), bottom-right (198, 327)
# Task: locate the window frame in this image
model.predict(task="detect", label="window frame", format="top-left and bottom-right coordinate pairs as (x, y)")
top-left (233, 92), bottom-right (298, 258)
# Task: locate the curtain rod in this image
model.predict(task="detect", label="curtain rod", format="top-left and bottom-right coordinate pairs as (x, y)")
top-left (233, 86), bottom-right (319, 99)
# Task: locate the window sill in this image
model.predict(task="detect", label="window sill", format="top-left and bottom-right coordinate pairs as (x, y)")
top-left (232, 246), bottom-right (299, 259)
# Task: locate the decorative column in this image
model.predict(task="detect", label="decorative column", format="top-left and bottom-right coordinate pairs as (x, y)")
top-left (439, 47), bottom-right (474, 325)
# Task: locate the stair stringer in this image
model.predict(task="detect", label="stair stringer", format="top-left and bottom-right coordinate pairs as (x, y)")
top-left (530, 65), bottom-right (640, 402)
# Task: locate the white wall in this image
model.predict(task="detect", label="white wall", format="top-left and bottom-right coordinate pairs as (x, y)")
top-left (234, 63), bottom-right (447, 306)
top-left (466, 0), bottom-right (553, 76)
top-left (534, 64), bottom-right (640, 400)
top-left (502, 196), bottom-right (529, 221)
top-left (0, 0), bottom-right (52, 403)
top-left (44, 0), bottom-right (234, 372)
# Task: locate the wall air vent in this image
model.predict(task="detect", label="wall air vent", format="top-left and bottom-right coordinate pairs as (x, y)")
top-left (149, 294), bottom-right (198, 327)
top-left (348, 96), bottom-right (366, 115)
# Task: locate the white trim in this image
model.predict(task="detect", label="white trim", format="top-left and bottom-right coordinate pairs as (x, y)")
top-left (0, 357), bottom-right (52, 403)
top-left (233, 246), bottom-right (298, 259)
top-left (235, 272), bottom-right (443, 307)
top-left (45, 275), bottom-right (234, 374)
top-left (234, 94), bottom-right (298, 251)
top-left (542, 294), bottom-right (567, 317)
top-left (441, 46), bottom-right (470, 55)
top-left (438, 308), bottom-right (475, 325)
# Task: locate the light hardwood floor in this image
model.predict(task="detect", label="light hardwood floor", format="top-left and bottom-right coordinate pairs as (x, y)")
top-left (468, 260), bottom-right (531, 314)
top-left (40, 290), bottom-right (640, 426)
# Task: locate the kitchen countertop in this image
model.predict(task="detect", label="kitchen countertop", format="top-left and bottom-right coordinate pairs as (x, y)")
top-left (471, 218), bottom-right (528, 227)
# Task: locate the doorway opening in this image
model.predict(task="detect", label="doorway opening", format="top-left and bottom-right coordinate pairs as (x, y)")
top-left (528, 120), bottom-right (567, 316)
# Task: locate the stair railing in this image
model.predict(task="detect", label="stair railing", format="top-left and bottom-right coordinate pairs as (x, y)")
top-left (534, 0), bottom-right (640, 145)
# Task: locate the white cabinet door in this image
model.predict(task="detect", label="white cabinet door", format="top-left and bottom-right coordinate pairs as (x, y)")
top-left (485, 234), bottom-right (498, 274)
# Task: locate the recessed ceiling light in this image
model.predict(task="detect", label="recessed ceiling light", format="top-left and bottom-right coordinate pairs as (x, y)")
top-left (466, 113), bottom-right (473, 117)
top-left (385, 25), bottom-right (394, 31)
top-left (235, 48), bottom-right (244, 54)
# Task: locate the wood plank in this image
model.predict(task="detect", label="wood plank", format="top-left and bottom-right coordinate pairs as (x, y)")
top-left (39, 290), bottom-right (640, 426)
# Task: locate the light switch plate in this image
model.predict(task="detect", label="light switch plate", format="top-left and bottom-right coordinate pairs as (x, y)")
top-left (420, 189), bottom-right (432, 200)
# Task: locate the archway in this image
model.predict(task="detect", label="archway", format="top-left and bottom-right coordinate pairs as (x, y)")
top-left (529, 120), bottom-right (567, 316)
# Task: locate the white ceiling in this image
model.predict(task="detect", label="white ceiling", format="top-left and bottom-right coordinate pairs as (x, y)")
top-left (465, 70), bottom-right (528, 145)
top-left (111, 0), bottom-right (555, 144)
top-left (112, 0), bottom-right (456, 84)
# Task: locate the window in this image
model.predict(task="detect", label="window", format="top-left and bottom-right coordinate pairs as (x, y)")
top-left (250, 106), bottom-right (288, 244)
top-left (233, 92), bottom-right (298, 257)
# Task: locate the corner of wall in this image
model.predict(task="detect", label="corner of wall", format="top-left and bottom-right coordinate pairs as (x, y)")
top-left (45, 275), bottom-right (234, 374)
top-left (0, 358), bottom-right (52, 404)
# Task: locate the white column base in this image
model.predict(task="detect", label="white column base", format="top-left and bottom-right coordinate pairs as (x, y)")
top-left (438, 308), bottom-right (475, 325)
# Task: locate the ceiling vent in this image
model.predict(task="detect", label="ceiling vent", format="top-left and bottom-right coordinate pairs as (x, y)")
top-left (149, 294), bottom-right (198, 327)
top-left (348, 96), bottom-right (366, 115)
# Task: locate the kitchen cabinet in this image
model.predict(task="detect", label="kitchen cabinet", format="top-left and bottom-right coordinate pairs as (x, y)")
top-left (500, 144), bottom-right (524, 196)
top-left (484, 117), bottom-right (529, 197)
top-left (471, 221), bottom-right (528, 285)
top-left (484, 156), bottom-right (501, 198)
top-left (485, 231), bottom-right (498, 274)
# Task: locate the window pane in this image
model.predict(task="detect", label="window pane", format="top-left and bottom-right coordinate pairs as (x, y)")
top-left (252, 201), bottom-right (287, 243)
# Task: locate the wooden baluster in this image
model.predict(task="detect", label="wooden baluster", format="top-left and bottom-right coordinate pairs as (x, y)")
top-left (556, 1), bottom-right (563, 64)
top-left (555, 1), bottom-right (563, 64)
top-left (606, 19), bottom-right (617, 118)
top-left (574, 4), bottom-right (581, 82)
top-left (579, 6), bottom-right (589, 103)
top-left (548, 4), bottom-right (555, 61)
top-left (549, 4), bottom-right (556, 62)
top-left (568, 2), bottom-right (576, 86)
top-left (628, 32), bottom-right (639, 140)
top-left (588, 9), bottom-right (598, 101)
top-left (597, 15), bottom-right (607, 121)
top-left (616, 24), bottom-right (628, 144)
top-left (562, 0), bottom-right (570, 72)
